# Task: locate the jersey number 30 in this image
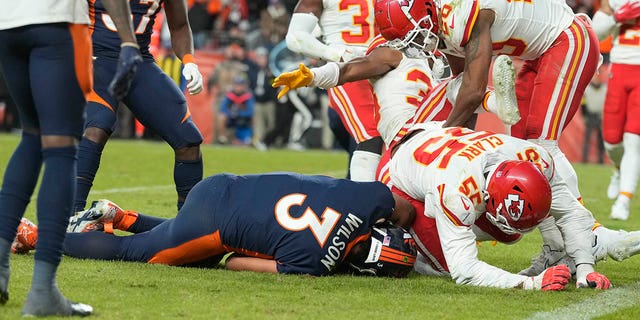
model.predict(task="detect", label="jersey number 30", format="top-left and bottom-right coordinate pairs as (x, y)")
top-left (275, 194), bottom-right (342, 247)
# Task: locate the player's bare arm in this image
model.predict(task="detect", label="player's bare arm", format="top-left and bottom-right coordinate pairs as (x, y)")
top-left (443, 53), bottom-right (465, 76)
top-left (443, 10), bottom-right (495, 127)
top-left (164, 0), bottom-right (194, 59)
top-left (389, 193), bottom-right (416, 230)
top-left (225, 255), bottom-right (279, 274)
top-left (272, 46), bottom-right (402, 99)
top-left (102, 0), bottom-right (137, 44)
top-left (338, 47), bottom-right (403, 85)
top-left (165, 0), bottom-right (203, 95)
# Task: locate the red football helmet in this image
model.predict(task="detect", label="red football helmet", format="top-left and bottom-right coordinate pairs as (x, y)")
top-left (374, 0), bottom-right (440, 56)
top-left (484, 160), bottom-right (552, 235)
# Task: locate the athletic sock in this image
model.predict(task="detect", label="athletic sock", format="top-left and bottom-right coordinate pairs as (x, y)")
top-left (34, 146), bottom-right (77, 266)
top-left (174, 157), bottom-right (203, 210)
top-left (349, 150), bottom-right (381, 182)
top-left (530, 139), bottom-right (582, 199)
top-left (0, 238), bottom-right (10, 304)
top-left (0, 133), bottom-right (42, 243)
top-left (75, 138), bottom-right (104, 212)
top-left (126, 213), bottom-right (167, 234)
top-left (619, 133), bottom-right (640, 200)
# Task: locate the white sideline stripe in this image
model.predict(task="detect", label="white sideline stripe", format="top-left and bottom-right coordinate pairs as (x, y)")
top-left (526, 282), bottom-right (640, 320)
top-left (30, 170), bottom-right (349, 200)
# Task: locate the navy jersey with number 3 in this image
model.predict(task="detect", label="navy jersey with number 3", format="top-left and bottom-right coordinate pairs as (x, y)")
top-left (214, 173), bottom-right (395, 275)
top-left (90, 0), bottom-right (162, 59)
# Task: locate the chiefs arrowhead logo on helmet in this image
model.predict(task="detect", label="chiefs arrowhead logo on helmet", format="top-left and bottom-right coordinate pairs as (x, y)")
top-left (505, 194), bottom-right (524, 221)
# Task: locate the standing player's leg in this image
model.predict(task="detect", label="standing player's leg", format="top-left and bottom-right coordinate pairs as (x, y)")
top-left (126, 62), bottom-right (203, 210)
top-left (0, 23), bottom-right (93, 316)
top-left (328, 81), bottom-right (381, 182)
top-left (0, 27), bottom-right (44, 306)
top-left (74, 57), bottom-right (122, 213)
top-left (604, 64), bottom-right (640, 220)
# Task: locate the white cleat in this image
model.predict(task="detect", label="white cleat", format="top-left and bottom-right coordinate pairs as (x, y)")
top-left (610, 199), bottom-right (630, 221)
top-left (608, 230), bottom-right (640, 261)
top-left (67, 199), bottom-right (120, 233)
top-left (518, 245), bottom-right (576, 276)
top-left (492, 55), bottom-right (520, 125)
top-left (607, 170), bottom-right (620, 200)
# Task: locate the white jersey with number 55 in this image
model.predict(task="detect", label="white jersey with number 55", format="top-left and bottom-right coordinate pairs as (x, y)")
top-left (389, 124), bottom-right (596, 288)
top-left (438, 0), bottom-right (574, 60)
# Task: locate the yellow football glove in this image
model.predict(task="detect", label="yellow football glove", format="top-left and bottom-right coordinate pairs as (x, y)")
top-left (272, 63), bottom-right (314, 100)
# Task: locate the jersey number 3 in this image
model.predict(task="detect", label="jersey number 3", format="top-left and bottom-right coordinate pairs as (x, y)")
top-left (275, 194), bottom-right (342, 247)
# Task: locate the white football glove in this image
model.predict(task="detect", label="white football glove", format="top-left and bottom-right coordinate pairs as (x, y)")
top-left (182, 63), bottom-right (203, 95)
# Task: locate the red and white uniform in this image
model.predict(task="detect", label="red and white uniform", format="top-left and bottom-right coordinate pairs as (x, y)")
top-left (367, 36), bottom-right (435, 146)
top-left (602, 0), bottom-right (640, 143)
top-left (388, 124), bottom-right (595, 288)
top-left (322, 0), bottom-right (379, 142)
top-left (439, 0), bottom-right (600, 140)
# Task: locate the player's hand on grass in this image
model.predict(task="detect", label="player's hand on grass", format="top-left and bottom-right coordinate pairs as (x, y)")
top-left (182, 63), bottom-right (203, 95)
top-left (523, 265), bottom-right (571, 291)
top-left (577, 272), bottom-right (611, 290)
top-left (108, 43), bottom-right (142, 101)
top-left (272, 63), bottom-right (314, 100)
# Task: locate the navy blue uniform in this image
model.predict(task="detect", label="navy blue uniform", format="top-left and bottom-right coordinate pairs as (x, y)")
top-left (87, 0), bottom-right (201, 144)
top-left (75, 0), bottom-right (203, 212)
top-left (64, 173), bottom-right (395, 276)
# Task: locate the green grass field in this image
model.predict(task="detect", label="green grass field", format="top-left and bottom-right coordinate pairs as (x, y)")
top-left (1, 133), bottom-right (640, 319)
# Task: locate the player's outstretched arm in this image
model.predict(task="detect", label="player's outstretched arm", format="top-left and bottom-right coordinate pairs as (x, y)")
top-left (103, 0), bottom-right (142, 101)
top-left (165, 0), bottom-right (203, 95)
top-left (225, 255), bottom-right (278, 274)
top-left (443, 10), bottom-right (494, 128)
top-left (272, 47), bottom-right (401, 99)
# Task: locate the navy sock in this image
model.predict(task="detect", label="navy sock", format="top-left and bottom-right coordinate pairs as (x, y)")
top-left (34, 146), bottom-right (77, 266)
top-left (0, 133), bottom-right (42, 243)
top-left (174, 157), bottom-right (202, 210)
top-left (63, 232), bottom-right (122, 260)
top-left (127, 213), bottom-right (167, 234)
top-left (75, 138), bottom-right (104, 212)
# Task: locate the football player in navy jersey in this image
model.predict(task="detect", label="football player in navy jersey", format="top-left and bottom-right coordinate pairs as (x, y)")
top-left (75, 0), bottom-right (205, 213)
top-left (0, 0), bottom-right (139, 316)
top-left (24, 173), bottom-right (418, 277)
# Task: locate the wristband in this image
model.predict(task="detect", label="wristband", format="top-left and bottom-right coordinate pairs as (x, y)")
top-left (310, 62), bottom-right (340, 89)
top-left (182, 53), bottom-right (196, 65)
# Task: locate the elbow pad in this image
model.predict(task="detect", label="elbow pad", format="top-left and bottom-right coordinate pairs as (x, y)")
top-left (592, 11), bottom-right (617, 40)
top-left (286, 13), bottom-right (319, 53)
top-left (286, 13), bottom-right (344, 62)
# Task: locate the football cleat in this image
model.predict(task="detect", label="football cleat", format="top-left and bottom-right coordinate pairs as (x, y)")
top-left (492, 55), bottom-right (520, 125)
top-left (11, 218), bottom-right (38, 254)
top-left (67, 199), bottom-right (121, 233)
top-left (607, 230), bottom-right (640, 261)
top-left (610, 199), bottom-right (630, 221)
top-left (518, 245), bottom-right (576, 276)
top-left (607, 170), bottom-right (620, 200)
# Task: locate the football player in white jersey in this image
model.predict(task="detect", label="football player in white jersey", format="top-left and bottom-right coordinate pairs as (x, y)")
top-left (285, 0), bottom-right (382, 182)
top-left (377, 0), bottom-right (599, 202)
top-left (0, 0), bottom-right (139, 316)
top-left (388, 123), bottom-right (612, 290)
top-left (273, 34), bottom-right (519, 148)
top-left (375, 0), bottom-right (617, 277)
top-left (592, 0), bottom-right (640, 221)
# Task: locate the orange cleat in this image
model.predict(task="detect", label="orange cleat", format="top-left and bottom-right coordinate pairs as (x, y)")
top-left (11, 218), bottom-right (38, 254)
